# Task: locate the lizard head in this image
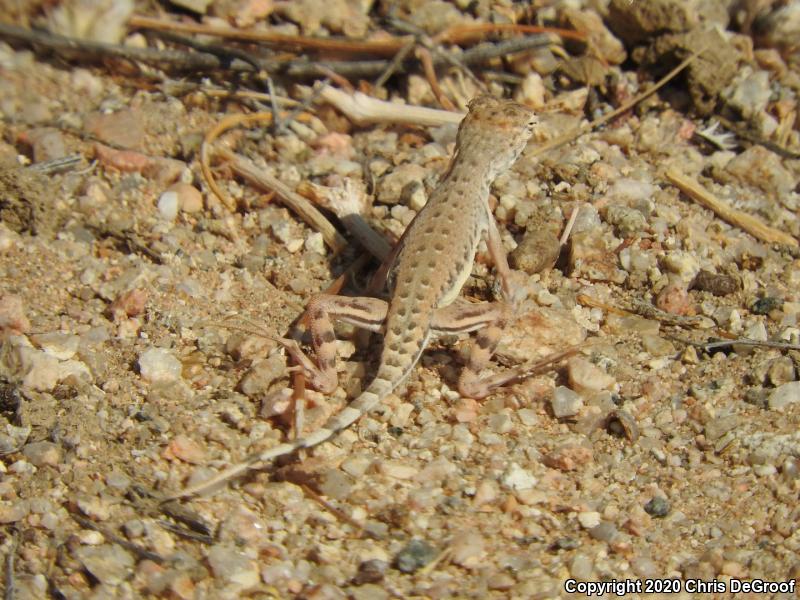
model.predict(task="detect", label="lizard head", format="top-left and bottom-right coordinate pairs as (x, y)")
top-left (455, 94), bottom-right (538, 180)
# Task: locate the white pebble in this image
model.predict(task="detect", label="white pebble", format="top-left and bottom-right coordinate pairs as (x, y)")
top-left (157, 190), bottom-right (179, 221)
top-left (501, 462), bottom-right (537, 491)
top-left (138, 348), bottom-right (182, 383)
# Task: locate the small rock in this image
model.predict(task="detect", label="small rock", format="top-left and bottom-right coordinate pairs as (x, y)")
top-left (570, 553), bottom-right (594, 580)
top-left (394, 539), bottom-right (436, 574)
top-left (0, 294), bottom-right (30, 335)
top-left (377, 164), bottom-right (428, 205)
top-left (543, 444), bottom-right (592, 471)
top-left (163, 435), bottom-right (206, 464)
top-left (107, 288), bottom-right (147, 319)
top-left (655, 280), bottom-right (693, 316)
top-left (589, 521), bottom-right (619, 542)
top-left (77, 495), bottom-right (113, 521)
top-left (640, 334), bottom-right (676, 356)
top-left (167, 182), bottom-right (204, 213)
top-left (577, 511), bottom-right (601, 529)
top-left (157, 190), bottom-right (179, 220)
top-left (27, 127), bottom-right (67, 163)
top-left (300, 233), bottom-right (324, 258)
top-left (450, 529), bottom-right (486, 568)
top-left (560, 8), bottom-right (626, 65)
top-left (723, 69), bottom-right (772, 120)
top-left (644, 496), bottom-right (670, 517)
top-left (353, 559), bottom-right (387, 585)
top-left (768, 381), bottom-right (800, 410)
top-left (501, 462), bottom-right (537, 491)
top-left (751, 296), bottom-right (782, 315)
top-left (207, 544), bottom-right (260, 589)
top-left (138, 348), bottom-right (182, 383)
top-left (514, 72), bottom-right (547, 108)
top-left (31, 332), bottom-right (80, 360)
top-left (379, 461), bottom-right (418, 480)
top-left (22, 441), bottom-right (62, 467)
top-left (691, 269), bottom-right (738, 296)
top-left (663, 251), bottom-right (700, 282)
top-left (567, 357), bottom-right (616, 395)
top-left (551, 386), bottom-right (583, 418)
top-left (509, 229), bottom-right (560, 274)
top-left (768, 356), bottom-right (796, 387)
top-left (75, 544), bottom-right (135, 586)
top-left (84, 109), bottom-right (144, 151)
top-left (605, 205), bottom-right (647, 237)
top-left (569, 230), bottom-right (627, 284)
top-left (317, 469), bottom-right (353, 500)
top-left (0, 501), bottom-right (29, 523)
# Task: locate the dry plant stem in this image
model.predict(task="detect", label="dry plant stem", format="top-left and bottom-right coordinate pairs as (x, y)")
top-left (5, 528), bottom-right (16, 600)
top-left (216, 147), bottom-right (349, 253)
top-left (665, 169), bottom-right (798, 247)
top-left (417, 46), bottom-right (456, 110)
top-left (201, 112), bottom-right (276, 211)
top-left (130, 15), bottom-right (580, 55)
top-left (297, 181), bottom-right (392, 261)
top-left (0, 22), bottom-right (228, 71)
top-left (130, 15), bottom-right (412, 56)
top-left (434, 22), bottom-right (586, 44)
top-left (319, 87), bottom-right (463, 126)
top-left (670, 336), bottom-right (800, 352)
top-left (69, 513), bottom-right (165, 564)
top-left (299, 483), bottom-right (380, 539)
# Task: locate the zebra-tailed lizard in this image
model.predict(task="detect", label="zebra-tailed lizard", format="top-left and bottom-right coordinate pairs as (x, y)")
top-left (172, 94), bottom-right (574, 500)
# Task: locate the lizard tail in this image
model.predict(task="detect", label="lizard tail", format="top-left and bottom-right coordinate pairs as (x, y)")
top-left (168, 350), bottom-right (421, 500)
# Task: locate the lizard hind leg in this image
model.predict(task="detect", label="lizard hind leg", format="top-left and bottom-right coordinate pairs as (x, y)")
top-left (279, 294), bottom-right (389, 395)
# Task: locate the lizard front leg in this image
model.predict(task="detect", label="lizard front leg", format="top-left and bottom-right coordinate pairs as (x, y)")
top-left (279, 294), bottom-right (388, 394)
top-left (432, 301), bottom-right (578, 399)
top-left (431, 300), bottom-right (509, 399)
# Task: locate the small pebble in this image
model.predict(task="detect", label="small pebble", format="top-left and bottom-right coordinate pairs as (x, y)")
top-left (207, 544), bottom-right (260, 589)
top-left (768, 356), bottom-right (796, 387)
top-left (138, 348), bottom-right (182, 383)
top-left (157, 190), bottom-right (180, 220)
top-left (767, 381), bottom-right (800, 410)
top-left (691, 269), bottom-right (738, 295)
top-left (501, 462), bottom-right (537, 491)
top-left (567, 357), bottom-right (616, 395)
top-left (22, 441), bottom-right (62, 467)
top-left (449, 529), bottom-right (486, 568)
top-left (551, 386), bottom-right (583, 418)
top-left (644, 496), bottom-right (670, 518)
top-left (509, 229), bottom-right (560, 274)
top-left (0, 293), bottom-right (30, 335)
top-left (394, 539), bottom-right (436, 574)
top-left (75, 544), bottom-right (135, 586)
top-left (353, 559), bottom-right (387, 585)
top-left (577, 511), bottom-right (601, 529)
top-left (167, 182), bottom-right (204, 213)
top-left (163, 435), bottom-right (206, 464)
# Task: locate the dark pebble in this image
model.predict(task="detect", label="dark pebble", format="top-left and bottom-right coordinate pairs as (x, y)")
top-left (394, 539), bottom-right (436, 573)
top-left (750, 296), bottom-right (782, 315)
top-left (353, 559), bottom-right (387, 585)
top-left (644, 496), bottom-right (670, 518)
top-left (691, 269), bottom-right (738, 296)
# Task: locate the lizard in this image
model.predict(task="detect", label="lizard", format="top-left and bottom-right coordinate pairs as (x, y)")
top-left (171, 94), bottom-right (566, 500)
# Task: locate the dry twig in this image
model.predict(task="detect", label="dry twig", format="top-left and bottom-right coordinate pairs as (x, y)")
top-left (665, 169), bottom-right (798, 247)
top-left (215, 147), bottom-right (348, 253)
